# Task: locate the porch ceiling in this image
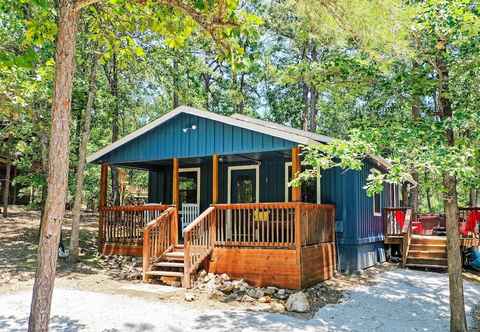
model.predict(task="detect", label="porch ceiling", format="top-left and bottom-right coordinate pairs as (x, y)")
top-left (106, 149), bottom-right (292, 170)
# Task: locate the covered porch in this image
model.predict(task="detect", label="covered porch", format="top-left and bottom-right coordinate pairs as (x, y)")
top-left (96, 146), bottom-right (336, 289)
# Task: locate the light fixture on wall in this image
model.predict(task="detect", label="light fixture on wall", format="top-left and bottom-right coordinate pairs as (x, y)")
top-left (182, 124), bottom-right (197, 133)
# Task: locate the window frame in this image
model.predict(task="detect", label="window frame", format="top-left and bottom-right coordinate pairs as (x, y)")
top-left (227, 164), bottom-right (260, 204)
top-left (179, 167), bottom-right (201, 205)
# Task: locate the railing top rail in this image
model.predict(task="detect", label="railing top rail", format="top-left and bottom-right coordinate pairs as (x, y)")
top-left (100, 204), bottom-right (170, 212)
top-left (459, 207), bottom-right (480, 211)
top-left (183, 206), bottom-right (215, 233)
top-left (212, 202), bottom-right (335, 210)
top-left (144, 207), bottom-right (176, 231)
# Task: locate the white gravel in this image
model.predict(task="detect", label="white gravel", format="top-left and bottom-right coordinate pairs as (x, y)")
top-left (0, 269), bottom-right (479, 332)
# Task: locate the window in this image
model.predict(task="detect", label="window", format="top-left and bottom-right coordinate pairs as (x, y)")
top-left (373, 192), bottom-right (382, 216)
top-left (235, 175), bottom-right (254, 203)
top-left (285, 162), bottom-right (320, 203)
top-left (179, 168), bottom-right (200, 206)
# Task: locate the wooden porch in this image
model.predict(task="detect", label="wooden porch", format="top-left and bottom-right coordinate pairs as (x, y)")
top-left (99, 202), bottom-right (336, 289)
top-left (383, 207), bottom-right (480, 269)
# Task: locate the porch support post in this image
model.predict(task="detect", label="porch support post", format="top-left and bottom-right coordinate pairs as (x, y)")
top-left (172, 158), bottom-right (179, 206)
top-left (291, 146), bottom-right (302, 202)
top-left (172, 158), bottom-right (179, 245)
top-left (98, 163), bottom-right (108, 252)
top-left (212, 154), bottom-right (219, 204)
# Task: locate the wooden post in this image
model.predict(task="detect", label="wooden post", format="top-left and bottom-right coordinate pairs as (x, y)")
top-left (184, 231), bottom-right (191, 288)
top-left (295, 203), bottom-right (302, 288)
top-left (143, 228), bottom-right (150, 282)
top-left (98, 164), bottom-right (108, 252)
top-left (172, 159), bottom-right (179, 245)
top-left (212, 154), bottom-right (219, 204)
top-left (291, 147), bottom-right (302, 202)
top-left (172, 158), bottom-right (179, 206)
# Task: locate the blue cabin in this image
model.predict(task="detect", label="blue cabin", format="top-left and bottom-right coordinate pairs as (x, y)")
top-left (88, 106), bottom-right (399, 288)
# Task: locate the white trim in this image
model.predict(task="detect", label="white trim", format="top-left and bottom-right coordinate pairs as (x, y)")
top-left (87, 106), bottom-right (320, 163)
top-left (284, 162), bottom-right (321, 203)
top-left (179, 167), bottom-right (201, 205)
top-left (227, 164), bottom-right (260, 204)
top-left (284, 162), bottom-right (291, 203)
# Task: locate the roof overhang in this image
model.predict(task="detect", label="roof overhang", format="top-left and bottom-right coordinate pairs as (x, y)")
top-left (87, 106), bottom-right (321, 164)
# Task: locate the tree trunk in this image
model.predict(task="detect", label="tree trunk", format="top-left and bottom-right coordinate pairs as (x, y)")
top-left (69, 50), bottom-right (98, 263)
top-left (28, 2), bottom-right (78, 331)
top-left (2, 161), bottom-right (11, 218)
top-left (104, 52), bottom-right (121, 206)
top-left (411, 171), bottom-right (419, 217)
top-left (469, 188), bottom-right (477, 207)
top-left (436, 46), bottom-right (467, 332)
top-left (173, 55), bottom-right (179, 108)
top-left (401, 183), bottom-right (409, 207)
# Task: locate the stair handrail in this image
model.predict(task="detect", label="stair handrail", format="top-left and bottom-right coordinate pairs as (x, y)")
top-left (143, 207), bottom-right (177, 282)
top-left (401, 208), bottom-right (413, 267)
top-left (183, 206), bottom-right (216, 288)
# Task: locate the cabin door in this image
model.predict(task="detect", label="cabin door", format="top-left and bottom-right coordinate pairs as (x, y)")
top-left (227, 165), bottom-right (259, 240)
top-left (179, 168), bottom-right (201, 235)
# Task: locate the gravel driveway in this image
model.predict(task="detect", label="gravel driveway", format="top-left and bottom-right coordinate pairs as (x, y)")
top-left (0, 269), bottom-right (479, 332)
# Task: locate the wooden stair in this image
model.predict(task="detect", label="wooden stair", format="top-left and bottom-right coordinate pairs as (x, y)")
top-left (145, 245), bottom-right (185, 285)
top-left (405, 235), bottom-right (448, 270)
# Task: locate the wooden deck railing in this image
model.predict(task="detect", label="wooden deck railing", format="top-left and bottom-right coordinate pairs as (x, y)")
top-left (214, 203), bottom-right (297, 248)
top-left (181, 202), bottom-right (335, 288)
top-left (401, 208), bottom-right (413, 267)
top-left (184, 206), bottom-right (216, 288)
top-left (383, 207), bottom-right (410, 237)
top-left (99, 204), bottom-right (169, 246)
top-left (143, 207), bottom-right (177, 281)
top-left (300, 204), bottom-right (336, 246)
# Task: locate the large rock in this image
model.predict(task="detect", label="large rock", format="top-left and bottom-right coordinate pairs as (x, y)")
top-left (269, 302), bottom-right (286, 313)
top-left (273, 289), bottom-right (289, 300)
top-left (286, 292), bottom-right (310, 313)
top-left (184, 292), bottom-right (196, 302)
top-left (263, 287), bottom-right (277, 295)
top-left (246, 288), bottom-right (264, 299)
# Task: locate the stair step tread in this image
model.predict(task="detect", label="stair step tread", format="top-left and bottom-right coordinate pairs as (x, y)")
top-left (145, 271), bottom-right (184, 277)
top-left (166, 252), bottom-right (185, 257)
top-left (409, 250), bottom-right (446, 254)
top-left (153, 262), bottom-right (185, 268)
top-left (405, 264), bottom-right (448, 269)
top-left (407, 257), bottom-right (447, 261)
top-left (175, 245), bottom-right (184, 248)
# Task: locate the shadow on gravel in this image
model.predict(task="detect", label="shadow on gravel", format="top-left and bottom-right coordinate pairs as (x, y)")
top-left (0, 315), bottom-right (86, 331)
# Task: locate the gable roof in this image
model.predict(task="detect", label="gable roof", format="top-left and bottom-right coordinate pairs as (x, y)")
top-left (87, 106), bottom-right (332, 164)
top-left (86, 105), bottom-right (397, 176)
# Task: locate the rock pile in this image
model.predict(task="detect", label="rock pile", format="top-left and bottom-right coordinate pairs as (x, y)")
top-left (99, 255), bottom-right (143, 281)
top-left (191, 271), bottom-right (316, 313)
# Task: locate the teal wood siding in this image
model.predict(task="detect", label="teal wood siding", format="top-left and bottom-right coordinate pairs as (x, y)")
top-left (320, 161), bottom-right (390, 272)
top-left (149, 157), bottom-right (289, 209)
top-left (100, 112), bottom-right (297, 164)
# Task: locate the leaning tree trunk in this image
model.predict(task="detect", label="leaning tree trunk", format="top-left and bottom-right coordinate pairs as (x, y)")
top-left (28, 2), bottom-right (78, 331)
top-left (2, 161), bottom-right (11, 218)
top-left (436, 45), bottom-right (467, 332)
top-left (69, 50), bottom-right (98, 263)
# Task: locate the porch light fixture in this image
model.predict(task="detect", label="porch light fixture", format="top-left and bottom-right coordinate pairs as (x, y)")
top-left (182, 124), bottom-right (197, 133)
